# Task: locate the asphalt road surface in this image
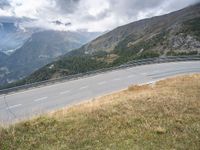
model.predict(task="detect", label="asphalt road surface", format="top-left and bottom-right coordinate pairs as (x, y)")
top-left (0, 61), bottom-right (200, 124)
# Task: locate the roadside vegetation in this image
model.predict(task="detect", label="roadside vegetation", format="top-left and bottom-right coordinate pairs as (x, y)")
top-left (182, 17), bottom-right (200, 40)
top-left (166, 50), bottom-right (198, 56)
top-left (1, 18), bottom-right (200, 90)
top-left (0, 50), bottom-right (162, 90)
top-left (1, 74), bottom-right (200, 149)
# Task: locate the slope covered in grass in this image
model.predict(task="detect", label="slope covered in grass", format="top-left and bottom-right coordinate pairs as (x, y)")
top-left (0, 74), bottom-right (200, 149)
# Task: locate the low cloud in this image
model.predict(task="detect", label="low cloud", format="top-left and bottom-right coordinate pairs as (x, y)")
top-left (0, 0), bottom-right (10, 9)
top-left (55, 0), bottom-right (80, 14)
top-left (0, 0), bottom-right (199, 32)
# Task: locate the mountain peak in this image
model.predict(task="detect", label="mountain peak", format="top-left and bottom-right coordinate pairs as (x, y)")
top-left (77, 3), bottom-right (200, 54)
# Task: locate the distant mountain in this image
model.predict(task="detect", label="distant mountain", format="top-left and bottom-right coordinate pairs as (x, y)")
top-left (0, 52), bottom-right (8, 64)
top-left (78, 3), bottom-right (200, 55)
top-left (0, 30), bottom-right (101, 85)
top-left (0, 22), bottom-right (34, 55)
top-left (0, 52), bottom-right (8, 82)
top-left (1, 3), bottom-right (200, 89)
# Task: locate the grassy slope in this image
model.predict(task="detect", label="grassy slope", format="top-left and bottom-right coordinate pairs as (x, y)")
top-left (1, 74), bottom-right (200, 150)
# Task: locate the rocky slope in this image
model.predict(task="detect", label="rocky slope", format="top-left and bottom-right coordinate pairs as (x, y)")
top-left (65, 3), bottom-right (200, 66)
top-left (1, 3), bottom-right (200, 88)
top-left (78, 3), bottom-right (200, 55)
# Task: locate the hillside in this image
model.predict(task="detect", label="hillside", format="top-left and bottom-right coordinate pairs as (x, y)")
top-left (80, 3), bottom-right (200, 54)
top-left (0, 52), bottom-right (8, 64)
top-left (1, 74), bottom-right (200, 149)
top-left (0, 30), bottom-right (101, 85)
top-left (0, 53), bottom-right (8, 79)
top-left (0, 21), bottom-right (35, 55)
top-left (1, 3), bottom-right (200, 89)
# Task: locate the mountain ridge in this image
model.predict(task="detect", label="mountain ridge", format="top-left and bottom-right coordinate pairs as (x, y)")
top-left (0, 21), bottom-right (39, 55)
top-left (78, 3), bottom-right (200, 54)
top-left (0, 30), bottom-right (101, 85)
top-left (1, 3), bottom-right (200, 89)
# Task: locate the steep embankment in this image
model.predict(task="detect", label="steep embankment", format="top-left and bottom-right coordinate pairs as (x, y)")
top-left (1, 74), bottom-right (200, 149)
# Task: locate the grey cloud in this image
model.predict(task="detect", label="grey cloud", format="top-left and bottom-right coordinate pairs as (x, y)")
top-left (0, 16), bottom-right (21, 23)
top-left (106, 0), bottom-right (174, 19)
top-left (50, 0), bottom-right (200, 31)
top-left (0, 16), bottom-right (36, 30)
top-left (55, 0), bottom-right (80, 14)
top-left (82, 9), bottom-right (111, 21)
top-left (109, 0), bottom-right (164, 12)
top-left (1, 0), bottom-right (199, 31)
top-left (0, 16), bottom-right (34, 22)
top-left (72, 0), bottom-right (166, 25)
top-left (162, 0), bottom-right (200, 12)
top-left (0, 0), bottom-right (10, 9)
top-left (97, 0), bottom-right (200, 22)
top-left (52, 20), bottom-right (72, 26)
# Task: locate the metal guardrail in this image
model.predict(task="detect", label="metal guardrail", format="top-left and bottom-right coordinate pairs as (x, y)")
top-left (0, 56), bottom-right (200, 95)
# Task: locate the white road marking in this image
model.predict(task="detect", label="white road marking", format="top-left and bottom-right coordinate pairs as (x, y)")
top-left (6, 104), bottom-right (22, 110)
top-left (98, 81), bottom-right (107, 85)
top-left (34, 97), bottom-right (48, 102)
top-left (60, 90), bottom-right (70, 95)
top-left (80, 86), bottom-right (89, 90)
top-left (113, 78), bottom-right (121, 81)
top-left (5, 88), bottom-right (40, 97)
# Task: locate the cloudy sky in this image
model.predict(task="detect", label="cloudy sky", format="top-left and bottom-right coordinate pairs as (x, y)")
top-left (0, 0), bottom-right (199, 32)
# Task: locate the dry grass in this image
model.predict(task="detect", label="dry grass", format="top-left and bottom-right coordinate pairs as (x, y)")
top-left (0, 74), bottom-right (200, 150)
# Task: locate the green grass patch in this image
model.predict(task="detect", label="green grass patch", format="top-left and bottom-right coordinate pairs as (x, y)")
top-left (182, 17), bottom-right (200, 40)
top-left (166, 50), bottom-right (199, 56)
top-left (1, 74), bottom-right (200, 149)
